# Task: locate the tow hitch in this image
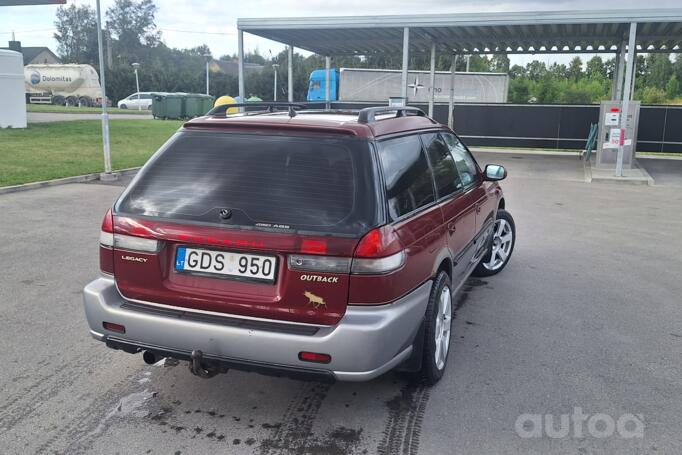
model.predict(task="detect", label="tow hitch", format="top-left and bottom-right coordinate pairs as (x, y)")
top-left (189, 350), bottom-right (222, 379)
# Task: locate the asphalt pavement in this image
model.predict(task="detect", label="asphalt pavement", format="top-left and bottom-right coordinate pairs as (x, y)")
top-left (1, 153), bottom-right (681, 454)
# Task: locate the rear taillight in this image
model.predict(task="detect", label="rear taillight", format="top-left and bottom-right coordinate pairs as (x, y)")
top-left (100, 208), bottom-right (114, 274)
top-left (287, 227), bottom-right (405, 275)
top-left (351, 226), bottom-right (405, 274)
top-left (99, 208), bottom-right (160, 274)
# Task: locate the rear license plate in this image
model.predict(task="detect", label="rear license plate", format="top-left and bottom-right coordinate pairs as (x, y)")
top-left (175, 247), bottom-right (277, 282)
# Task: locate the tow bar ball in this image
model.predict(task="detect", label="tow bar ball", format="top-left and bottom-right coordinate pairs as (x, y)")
top-left (189, 349), bottom-right (223, 379)
top-left (141, 349), bottom-right (224, 378)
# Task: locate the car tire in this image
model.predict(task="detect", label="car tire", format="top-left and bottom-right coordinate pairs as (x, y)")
top-left (420, 271), bottom-right (453, 385)
top-left (120, 104), bottom-right (127, 109)
top-left (65, 96), bottom-right (78, 107)
top-left (472, 209), bottom-right (515, 277)
top-left (51, 95), bottom-right (65, 106)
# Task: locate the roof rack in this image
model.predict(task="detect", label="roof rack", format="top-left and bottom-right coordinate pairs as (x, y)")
top-left (207, 102), bottom-right (307, 118)
top-left (357, 106), bottom-right (430, 124)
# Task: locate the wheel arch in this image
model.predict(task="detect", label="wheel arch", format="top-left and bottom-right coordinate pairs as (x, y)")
top-left (432, 251), bottom-right (453, 281)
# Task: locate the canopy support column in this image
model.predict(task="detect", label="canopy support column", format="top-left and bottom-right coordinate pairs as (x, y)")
top-left (448, 54), bottom-right (458, 129)
top-left (428, 42), bottom-right (436, 117)
top-left (616, 22), bottom-right (637, 177)
top-left (401, 27), bottom-right (410, 102)
top-left (238, 30), bottom-right (245, 102)
top-left (612, 40), bottom-right (626, 100)
top-left (288, 45), bottom-right (294, 102)
top-left (325, 56), bottom-right (331, 111)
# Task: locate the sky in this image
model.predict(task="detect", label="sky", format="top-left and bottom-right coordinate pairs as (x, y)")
top-left (0, 0), bottom-right (680, 67)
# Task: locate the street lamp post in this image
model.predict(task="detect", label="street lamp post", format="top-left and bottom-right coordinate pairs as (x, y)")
top-left (95, 0), bottom-right (115, 180)
top-left (131, 62), bottom-right (141, 111)
top-left (203, 53), bottom-right (211, 95)
top-left (272, 63), bottom-right (279, 101)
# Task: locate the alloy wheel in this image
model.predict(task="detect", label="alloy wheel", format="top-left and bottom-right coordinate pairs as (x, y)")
top-left (483, 218), bottom-right (513, 271)
top-left (434, 285), bottom-right (452, 370)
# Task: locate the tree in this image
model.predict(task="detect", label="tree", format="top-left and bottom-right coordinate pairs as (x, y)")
top-left (645, 54), bottom-right (673, 89)
top-left (666, 75), bottom-right (680, 99)
top-left (567, 57), bottom-right (583, 81)
top-left (509, 64), bottom-right (526, 79)
top-left (490, 54), bottom-right (510, 73)
top-left (674, 55), bottom-right (682, 91)
top-left (549, 63), bottom-right (568, 79)
top-left (508, 78), bottom-right (530, 103)
top-left (639, 86), bottom-right (667, 104)
top-left (525, 60), bottom-right (547, 81)
top-left (53, 4), bottom-right (98, 64)
top-left (585, 56), bottom-right (606, 80)
top-left (535, 76), bottom-right (559, 103)
top-left (106, 0), bottom-right (160, 62)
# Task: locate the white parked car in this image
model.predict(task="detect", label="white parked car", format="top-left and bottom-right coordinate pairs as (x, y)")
top-left (117, 92), bottom-right (154, 109)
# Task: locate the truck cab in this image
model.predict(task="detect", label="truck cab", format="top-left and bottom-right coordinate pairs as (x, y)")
top-left (306, 69), bottom-right (339, 101)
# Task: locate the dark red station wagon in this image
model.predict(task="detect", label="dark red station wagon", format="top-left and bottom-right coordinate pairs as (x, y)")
top-left (83, 104), bottom-right (515, 384)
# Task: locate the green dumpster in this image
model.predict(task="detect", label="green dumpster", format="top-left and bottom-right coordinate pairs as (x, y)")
top-left (199, 94), bottom-right (214, 115)
top-left (152, 93), bottom-right (184, 120)
top-left (183, 94), bottom-right (214, 118)
top-left (151, 93), bottom-right (166, 119)
top-left (184, 94), bottom-right (213, 118)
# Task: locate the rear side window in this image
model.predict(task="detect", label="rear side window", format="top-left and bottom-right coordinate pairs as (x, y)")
top-left (422, 133), bottom-right (462, 198)
top-left (377, 135), bottom-right (435, 221)
top-left (442, 133), bottom-right (479, 188)
top-left (116, 131), bottom-right (380, 236)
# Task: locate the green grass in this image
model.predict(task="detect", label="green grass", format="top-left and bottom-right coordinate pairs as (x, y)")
top-left (26, 104), bottom-right (150, 115)
top-left (0, 119), bottom-right (183, 187)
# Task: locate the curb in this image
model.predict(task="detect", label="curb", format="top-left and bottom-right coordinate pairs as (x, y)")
top-left (0, 167), bottom-right (140, 195)
top-left (470, 147), bottom-right (582, 157)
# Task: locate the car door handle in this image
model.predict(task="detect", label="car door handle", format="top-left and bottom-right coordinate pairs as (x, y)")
top-left (447, 222), bottom-right (457, 233)
top-left (476, 204), bottom-right (482, 213)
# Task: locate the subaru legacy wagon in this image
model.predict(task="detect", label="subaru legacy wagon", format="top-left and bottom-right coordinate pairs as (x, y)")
top-left (83, 104), bottom-right (515, 385)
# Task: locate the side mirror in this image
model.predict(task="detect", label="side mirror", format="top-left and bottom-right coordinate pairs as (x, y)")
top-left (484, 164), bottom-right (507, 181)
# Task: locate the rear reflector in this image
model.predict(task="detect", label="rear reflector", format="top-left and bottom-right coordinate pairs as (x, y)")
top-left (298, 351), bottom-right (331, 364)
top-left (103, 322), bottom-right (126, 333)
top-left (113, 234), bottom-right (159, 253)
top-left (351, 250), bottom-right (405, 274)
top-left (288, 254), bottom-right (351, 273)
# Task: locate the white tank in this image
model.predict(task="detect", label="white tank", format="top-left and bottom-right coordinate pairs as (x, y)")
top-left (24, 64), bottom-right (103, 106)
top-left (0, 49), bottom-right (27, 128)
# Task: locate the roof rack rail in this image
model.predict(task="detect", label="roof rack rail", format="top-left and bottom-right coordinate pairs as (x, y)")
top-left (357, 106), bottom-right (429, 124)
top-left (207, 102), bottom-right (307, 118)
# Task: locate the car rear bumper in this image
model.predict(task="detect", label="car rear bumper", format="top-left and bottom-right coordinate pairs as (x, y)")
top-left (83, 276), bottom-right (431, 382)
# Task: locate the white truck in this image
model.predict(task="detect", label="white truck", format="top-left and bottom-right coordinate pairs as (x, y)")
top-left (24, 64), bottom-right (104, 107)
top-left (308, 68), bottom-right (509, 103)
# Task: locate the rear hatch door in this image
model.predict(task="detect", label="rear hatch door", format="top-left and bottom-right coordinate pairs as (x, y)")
top-left (112, 129), bottom-right (380, 325)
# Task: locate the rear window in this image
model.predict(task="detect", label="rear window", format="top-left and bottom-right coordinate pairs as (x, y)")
top-left (377, 135), bottom-right (436, 221)
top-left (115, 130), bottom-right (380, 236)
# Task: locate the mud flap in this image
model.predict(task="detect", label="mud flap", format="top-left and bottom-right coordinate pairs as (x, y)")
top-left (395, 319), bottom-right (426, 373)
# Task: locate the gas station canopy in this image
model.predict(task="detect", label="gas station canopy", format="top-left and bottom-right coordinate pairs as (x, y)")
top-left (237, 8), bottom-right (682, 177)
top-left (238, 9), bottom-right (682, 55)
